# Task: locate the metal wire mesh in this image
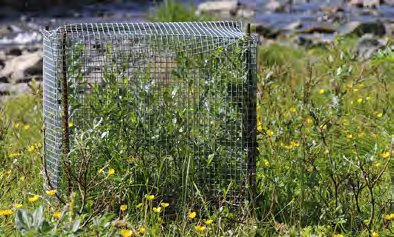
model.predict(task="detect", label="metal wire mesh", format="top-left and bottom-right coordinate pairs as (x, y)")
top-left (42, 21), bottom-right (257, 205)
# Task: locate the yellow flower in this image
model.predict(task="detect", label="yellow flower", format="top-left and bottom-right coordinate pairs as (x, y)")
top-left (28, 195), bottom-right (39, 203)
top-left (366, 96), bottom-right (371, 100)
top-left (204, 219), bottom-right (214, 225)
top-left (333, 234), bottom-right (344, 237)
top-left (381, 152), bottom-right (390, 159)
top-left (353, 88), bottom-right (359, 92)
top-left (291, 141), bottom-right (300, 147)
top-left (68, 122), bottom-right (74, 128)
top-left (384, 213), bottom-right (394, 220)
top-left (20, 176), bottom-right (25, 181)
top-left (374, 162), bottom-right (381, 167)
top-left (27, 145), bottom-right (35, 152)
top-left (290, 107), bottom-right (296, 113)
top-left (264, 161), bottom-right (271, 168)
top-left (53, 211), bottom-right (62, 219)
top-left (307, 166), bottom-right (314, 172)
top-left (120, 205), bottom-right (128, 211)
top-left (23, 125), bottom-right (30, 130)
top-left (320, 124), bottom-right (327, 130)
top-left (138, 227), bottom-right (147, 234)
top-left (266, 129), bottom-right (274, 136)
top-left (120, 229), bottom-right (133, 237)
top-left (46, 190), bottom-right (57, 196)
top-left (307, 118), bottom-right (313, 124)
top-left (346, 83), bottom-right (353, 89)
top-left (257, 120), bottom-right (262, 132)
top-left (347, 134), bottom-right (353, 139)
top-left (136, 203), bottom-right (143, 208)
top-left (188, 211), bottom-right (196, 219)
top-left (358, 132), bottom-right (365, 138)
top-left (9, 153), bottom-right (20, 158)
top-left (97, 169), bottom-right (103, 174)
top-left (371, 232), bottom-right (379, 237)
top-left (324, 149), bottom-right (329, 154)
top-left (0, 209), bottom-right (14, 216)
top-left (14, 123), bottom-right (20, 128)
top-left (194, 225), bottom-right (206, 232)
top-left (145, 194), bottom-right (155, 200)
top-left (357, 98), bottom-right (362, 103)
top-left (13, 203), bottom-right (22, 208)
top-left (153, 207), bottom-right (162, 213)
top-left (377, 113), bottom-right (383, 118)
top-left (108, 169), bottom-right (115, 175)
top-left (318, 89), bottom-right (325, 94)
top-left (160, 202), bottom-right (169, 208)
top-left (6, 170), bottom-right (11, 175)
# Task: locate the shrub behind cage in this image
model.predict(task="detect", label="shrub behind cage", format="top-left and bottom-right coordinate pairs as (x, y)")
top-left (42, 21), bottom-right (257, 208)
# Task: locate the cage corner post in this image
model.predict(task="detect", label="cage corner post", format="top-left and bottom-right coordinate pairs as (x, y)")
top-left (246, 23), bottom-right (257, 209)
top-left (61, 28), bottom-right (72, 197)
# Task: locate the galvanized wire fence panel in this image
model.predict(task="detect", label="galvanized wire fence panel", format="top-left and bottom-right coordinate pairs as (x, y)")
top-left (42, 21), bottom-right (257, 206)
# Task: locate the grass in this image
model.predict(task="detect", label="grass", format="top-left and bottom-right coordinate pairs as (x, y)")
top-left (0, 37), bottom-right (393, 236)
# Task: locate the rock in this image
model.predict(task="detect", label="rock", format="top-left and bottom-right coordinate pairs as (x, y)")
top-left (196, 0), bottom-right (240, 17)
top-left (292, 34), bottom-right (332, 48)
top-left (0, 51), bottom-right (43, 83)
top-left (282, 20), bottom-right (303, 31)
top-left (354, 34), bottom-right (386, 60)
top-left (386, 24), bottom-right (394, 37)
top-left (0, 83), bottom-right (29, 96)
top-left (339, 21), bottom-right (386, 37)
top-left (265, 0), bottom-right (288, 12)
top-left (300, 26), bottom-right (335, 34)
top-left (350, 0), bottom-right (381, 7)
top-left (252, 23), bottom-right (280, 39)
top-left (236, 7), bottom-right (255, 18)
top-left (384, 0), bottom-right (394, 5)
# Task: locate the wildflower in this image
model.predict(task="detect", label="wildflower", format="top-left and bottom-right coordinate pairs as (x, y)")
top-left (384, 213), bottom-right (394, 220)
top-left (204, 219), bottom-right (213, 225)
top-left (320, 124), bottom-right (327, 131)
top-left (68, 122), bottom-right (74, 128)
top-left (333, 234), bottom-right (344, 237)
top-left (353, 88), bottom-right (359, 92)
top-left (381, 152), bottom-right (390, 159)
top-left (138, 227), bottom-right (147, 234)
top-left (120, 229), bottom-right (133, 237)
top-left (188, 211), bottom-right (196, 219)
top-left (324, 149), bottom-right (329, 154)
top-left (318, 89), bottom-right (325, 94)
top-left (97, 169), bottom-right (103, 174)
top-left (20, 176), bottom-right (25, 181)
top-left (374, 162), bottom-right (381, 167)
top-left (357, 98), bottom-right (362, 103)
top-left (23, 125), bottom-right (30, 130)
top-left (145, 194), bottom-right (155, 200)
top-left (291, 141), bottom-right (300, 147)
top-left (266, 129), bottom-right (274, 136)
top-left (264, 161), bottom-right (271, 168)
top-left (136, 203), bottom-right (143, 208)
top-left (342, 119), bottom-right (349, 126)
top-left (371, 232), bottom-right (379, 237)
top-left (28, 195), bottom-right (39, 203)
top-left (377, 113), bottom-right (383, 118)
top-left (307, 118), bottom-right (313, 124)
top-left (0, 209), bottom-right (14, 216)
top-left (307, 166), bottom-right (314, 172)
top-left (346, 83), bottom-right (353, 89)
top-left (46, 190), bottom-right (57, 196)
top-left (6, 170), bottom-right (11, 175)
top-left (153, 207), bottom-right (162, 213)
top-left (120, 205), bottom-right (128, 211)
top-left (13, 203), bottom-right (22, 208)
top-left (366, 96), bottom-right (371, 100)
top-left (350, 101), bottom-right (354, 105)
top-left (257, 121), bottom-right (262, 132)
top-left (27, 145), bottom-right (35, 152)
top-left (14, 123), bottom-right (20, 128)
top-left (53, 211), bottom-right (62, 219)
top-left (346, 134), bottom-right (353, 139)
top-left (160, 202), bottom-right (169, 208)
top-left (358, 132), bottom-right (365, 138)
top-left (9, 153), bottom-right (20, 158)
top-left (290, 107), bottom-right (296, 113)
top-left (194, 225), bottom-right (206, 232)
top-left (108, 169), bottom-right (115, 175)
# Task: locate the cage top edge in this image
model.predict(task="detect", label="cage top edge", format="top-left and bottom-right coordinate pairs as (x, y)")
top-left (41, 21), bottom-right (248, 39)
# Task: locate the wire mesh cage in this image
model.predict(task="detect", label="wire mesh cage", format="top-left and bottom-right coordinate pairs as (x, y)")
top-left (42, 21), bottom-right (257, 207)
